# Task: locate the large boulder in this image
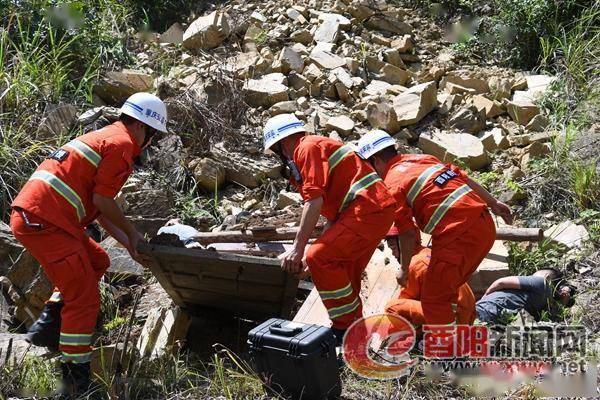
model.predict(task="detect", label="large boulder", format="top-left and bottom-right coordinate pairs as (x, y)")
top-left (545, 221), bottom-right (589, 250)
top-left (391, 81), bottom-right (437, 127)
top-left (325, 115), bottom-right (355, 137)
top-left (94, 70), bottom-right (154, 104)
top-left (309, 49), bottom-right (346, 69)
top-left (136, 306), bottom-right (190, 360)
top-left (210, 144), bottom-right (281, 188)
top-left (190, 157), bottom-right (226, 192)
top-left (183, 11), bottom-right (230, 50)
top-left (449, 105), bottom-right (486, 134)
top-left (37, 104), bottom-right (78, 141)
top-left (444, 70), bottom-right (489, 94)
top-left (419, 131), bottom-right (491, 170)
top-left (365, 14), bottom-right (412, 35)
top-left (505, 99), bottom-right (540, 126)
top-left (243, 73), bottom-right (289, 107)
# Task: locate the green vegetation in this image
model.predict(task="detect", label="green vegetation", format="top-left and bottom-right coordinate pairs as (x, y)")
top-left (0, 356), bottom-right (58, 397)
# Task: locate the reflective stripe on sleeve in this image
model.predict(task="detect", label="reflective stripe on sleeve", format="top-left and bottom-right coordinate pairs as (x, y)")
top-left (29, 171), bottom-right (85, 221)
top-left (339, 172), bottom-right (381, 212)
top-left (64, 140), bottom-right (102, 168)
top-left (422, 184), bottom-right (473, 234)
top-left (406, 164), bottom-right (446, 207)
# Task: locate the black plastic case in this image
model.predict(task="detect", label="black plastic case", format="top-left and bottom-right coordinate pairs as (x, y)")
top-left (248, 318), bottom-right (341, 399)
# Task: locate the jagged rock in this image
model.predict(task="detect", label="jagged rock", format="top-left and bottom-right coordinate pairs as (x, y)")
top-left (479, 127), bottom-right (509, 151)
top-left (309, 49), bottom-right (346, 69)
top-left (519, 141), bottom-right (551, 168)
top-left (0, 334), bottom-right (48, 366)
top-left (250, 11), bottom-right (267, 23)
top-left (545, 221), bottom-right (589, 250)
top-left (449, 106), bottom-right (486, 134)
top-left (446, 82), bottom-right (477, 95)
top-left (278, 47), bottom-right (304, 73)
top-left (228, 51), bottom-right (265, 78)
top-left (437, 92), bottom-right (455, 115)
top-left (183, 11), bottom-right (230, 50)
top-left (286, 8), bottom-right (307, 23)
top-left (499, 188), bottom-right (526, 205)
top-left (509, 131), bottom-right (554, 147)
top-left (291, 29), bottom-right (313, 44)
top-left (444, 71), bottom-right (489, 94)
top-left (277, 190), bottom-right (303, 209)
top-left (210, 144), bottom-right (282, 188)
top-left (303, 63), bottom-right (324, 82)
top-left (243, 73), bottom-right (289, 107)
top-left (365, 14), bottom-right (412, 35)
top-left (270, 100), bottom-right (299, 115)
top-left (514, 74), bottom-right (557, 102)
top-left (318, 13), bottom-right (352, 29)
top-left (159, 22), bottom-right (184, 44)
top-left (1, 222), bottom-right (25, 275)
top-left (94, 70), bottom-right (154, 104)
top-left (505, 99), bottom-right (540, 126)
top-left (472, 94), bottom-right (504, 118)
top-left (488, 76), bottom-right (513, 100)
top-left (314, 19), bottom-right (340, 43)
top-left (347, 2), bottom-right (377, 20)
top-left (190, 157), bottom-right (226, 192)
top-left (363, 80), bottom-right (392, 96)
top-left (325, 115), bottom-right (355, 136)
top-left (419, 131), bottom-right (491, 170)
top-left (380, 64), bottom-right (410, 85)
top-left (136, 306), bottom-right (190, 359)
top-left (101, 237), bottom-right (144, 278)
top-left (392, 81), bottom-right (437, 127)
top-left (392, 35), bottom-right (413, 52)
top-left (37, 104), bottom-right (78, 140)
top-left (118, 178), bottom-right (174, 219)
top-left (525, 114), bottom-right (550, 132)
top-left (383, 49), bottom-right (405, 68)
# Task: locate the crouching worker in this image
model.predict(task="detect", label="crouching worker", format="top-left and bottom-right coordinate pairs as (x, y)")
top-left (10, 93), bottom-right (167, 397)
top-left (476, 268), bottom-right (577, 324)
top-left (356, 130), bottom-right (512, 338)
top-left (262, 114), bottom-right (395, 343)
top-left (385, 240), bottom-right (477, 328)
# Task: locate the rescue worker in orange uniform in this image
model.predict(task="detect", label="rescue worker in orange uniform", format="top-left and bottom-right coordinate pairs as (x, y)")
top-left (262, 114), bottom-right (395, 343)
top-left (385, 243), bottom-right (477, 327)
top-left (10, 92), bottom-right (167, 396)
top-left (356, 130), bottom-right (512, 331)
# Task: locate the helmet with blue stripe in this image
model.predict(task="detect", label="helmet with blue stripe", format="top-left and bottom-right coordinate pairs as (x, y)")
top-left (356, 129), bottom-right (396, 160)
top-left (263, 114), bottom-right (306, 154)
top-left (120, 92), bottom-right (168, 133)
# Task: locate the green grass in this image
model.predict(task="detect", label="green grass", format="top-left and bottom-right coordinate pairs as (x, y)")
top-left (0, 356), bottom-right (58, 398)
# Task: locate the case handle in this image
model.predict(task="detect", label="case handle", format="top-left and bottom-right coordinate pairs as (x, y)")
top-left (269, 323), bottom-right (302, 337)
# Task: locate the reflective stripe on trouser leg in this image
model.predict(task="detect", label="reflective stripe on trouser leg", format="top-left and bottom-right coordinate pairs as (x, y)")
top-left (319, 282), bottom-right (353, 301)
top-left (327, 296), bottom-right (360, 321)
top-left (61, 351), bottom-right (92, 363)
top-left (59, 333), bottom-right (92, 346)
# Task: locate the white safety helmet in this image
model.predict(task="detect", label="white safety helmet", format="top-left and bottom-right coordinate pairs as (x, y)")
top-left (356, 129), bottom-right (396, 160)
top-left (263, 113), bottom-right (306, 154)
top-left (120, 92), bottom-right (168, 133)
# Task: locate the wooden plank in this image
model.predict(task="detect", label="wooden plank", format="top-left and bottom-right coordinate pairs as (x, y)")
top-left (193, 225), bottom-right (543, 244)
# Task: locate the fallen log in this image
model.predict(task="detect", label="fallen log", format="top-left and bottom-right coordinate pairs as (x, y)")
top-left (193, 226), bottom-right (543, 244)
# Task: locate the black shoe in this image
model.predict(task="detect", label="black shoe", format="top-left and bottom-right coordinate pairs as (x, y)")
top-left (59, 362), bottom-right (92, 398)
top-left (26, 302), bottom-right (62, 351)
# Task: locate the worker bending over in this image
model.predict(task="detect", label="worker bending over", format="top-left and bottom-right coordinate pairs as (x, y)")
top-left (10, 93), bottom-right (167, 396)
top-left (356, 130), bottom-right (512, 329)
top-left (385, 240), bottom-right (477, 328)
top-left (263, 114), bottom-right (395, 343)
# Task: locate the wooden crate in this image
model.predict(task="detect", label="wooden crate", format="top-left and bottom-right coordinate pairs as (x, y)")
top-left (138, 243), bottom-right (298, 319)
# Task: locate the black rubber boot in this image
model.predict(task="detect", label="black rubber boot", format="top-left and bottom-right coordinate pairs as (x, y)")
top-left (59, 362), bottom-right (92, 399)
top-left (26, 302), bottom-right (62, 351)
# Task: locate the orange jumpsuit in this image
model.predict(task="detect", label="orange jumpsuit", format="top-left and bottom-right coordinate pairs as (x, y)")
top-left (385, 246), bottom-right (476, 326)
top-left (383, 154), bottom-right (495, 325)
top-left (10, 121), bottom-right (139, 364)
top-left (291, 136), bottom-right (395, 329)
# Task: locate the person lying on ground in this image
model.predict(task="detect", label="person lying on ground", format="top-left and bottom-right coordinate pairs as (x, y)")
top-left (476, 268), bottom-right (577, 323)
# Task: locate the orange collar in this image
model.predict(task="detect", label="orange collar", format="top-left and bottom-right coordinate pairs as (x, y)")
top-left (115, 121), bottom-right (142, 157)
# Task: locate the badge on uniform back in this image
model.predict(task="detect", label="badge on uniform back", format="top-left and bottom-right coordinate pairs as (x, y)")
top-left (433, 169), bottom-right (457, 187)
top-left (48, 148), bottom-right (69, 162)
